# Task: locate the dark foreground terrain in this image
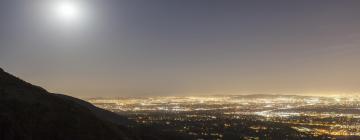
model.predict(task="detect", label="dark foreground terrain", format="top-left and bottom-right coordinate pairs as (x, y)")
top-left (0, 68), bottom-right (185, 140)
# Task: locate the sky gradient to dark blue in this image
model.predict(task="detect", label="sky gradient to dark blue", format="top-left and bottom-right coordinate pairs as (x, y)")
top-left (1, 0), bottom-right (360, 97)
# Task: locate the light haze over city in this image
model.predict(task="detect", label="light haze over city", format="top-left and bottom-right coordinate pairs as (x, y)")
top-left (1, 0), bottom-right (360, 97)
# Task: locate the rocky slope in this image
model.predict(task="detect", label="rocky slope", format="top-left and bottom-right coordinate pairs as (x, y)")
top-left (0, 67), bottom-right (142, 140)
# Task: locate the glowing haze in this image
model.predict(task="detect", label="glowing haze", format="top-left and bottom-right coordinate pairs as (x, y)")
top-left (52, 1), bottom-right (82, 23)
top-left (1, 0), bottom-right (360, 97)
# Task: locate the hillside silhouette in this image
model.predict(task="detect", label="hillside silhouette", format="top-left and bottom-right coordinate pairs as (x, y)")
top-left (0, 67), bottom-right (184, 140)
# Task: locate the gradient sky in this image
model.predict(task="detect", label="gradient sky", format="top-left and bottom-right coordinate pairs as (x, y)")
top-left (1, 0), bottom-right (360, 97)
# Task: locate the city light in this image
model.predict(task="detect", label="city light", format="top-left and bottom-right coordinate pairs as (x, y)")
top-left (88, 95), bottom-right (360, 139)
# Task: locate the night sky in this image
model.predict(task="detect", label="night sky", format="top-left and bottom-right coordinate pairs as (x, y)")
top-left (1, 0), bottom-right (360, 97)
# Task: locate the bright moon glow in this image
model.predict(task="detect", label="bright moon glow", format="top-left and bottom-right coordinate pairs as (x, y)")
top-left (54, 1), bottom-right (81, 23)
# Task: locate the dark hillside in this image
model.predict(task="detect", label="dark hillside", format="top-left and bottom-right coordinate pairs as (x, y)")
top-left (0, 67), bottom-right (136, 140)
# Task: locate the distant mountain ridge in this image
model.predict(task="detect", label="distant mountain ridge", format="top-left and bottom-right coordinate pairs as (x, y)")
top-left (0, 68), bottom-right (143, 140)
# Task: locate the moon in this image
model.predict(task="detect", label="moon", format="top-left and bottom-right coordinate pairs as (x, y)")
top-left (53, 1), bottom-right (82, 23)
